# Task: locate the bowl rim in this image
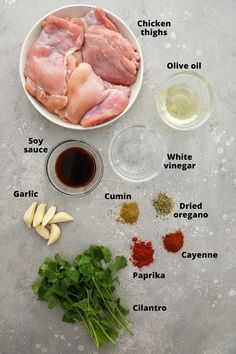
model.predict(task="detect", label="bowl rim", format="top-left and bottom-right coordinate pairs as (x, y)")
top-left (19, 4), bottom-right (144, 130)
top-left (45, 139), bottom-right (104, 197)
top-left (108, 124), bottom-right (166, 183)
top-left (156, 71), bottom-right (213, 131)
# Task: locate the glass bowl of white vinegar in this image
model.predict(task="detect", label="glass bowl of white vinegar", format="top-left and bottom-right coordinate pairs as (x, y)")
top-left (157, 71), bottom-right (213, 130)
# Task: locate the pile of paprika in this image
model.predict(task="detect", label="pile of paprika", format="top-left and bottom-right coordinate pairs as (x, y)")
top-left (130, 237), bottom-right (155, 268)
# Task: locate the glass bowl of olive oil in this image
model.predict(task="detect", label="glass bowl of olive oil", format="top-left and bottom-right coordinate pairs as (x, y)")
top-left (157, 72), bottom-right (213, 130)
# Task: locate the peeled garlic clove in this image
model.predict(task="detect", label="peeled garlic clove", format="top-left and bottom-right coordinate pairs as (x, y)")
top-left (33, 203), bottom-right (47, 227)
top-left (47, 224), bottom-right (61, 246)
top-left (23, 202), bottom-right (38, 228)
top-left (35, 225), bottom-right (50, 240)
top-left (42, 205), bottom-right (56, 228)
top-left (49, 212), bottom-right (74, 224)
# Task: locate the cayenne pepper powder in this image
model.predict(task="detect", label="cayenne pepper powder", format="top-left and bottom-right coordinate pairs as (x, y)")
top-left (162, 230), bottom-right (184, 253)
top-left (130, 237), bottom-right (154, 268)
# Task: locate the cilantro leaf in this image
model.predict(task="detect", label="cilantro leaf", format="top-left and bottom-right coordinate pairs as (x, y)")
top-left (32, 245), bottom-right (132, 349)
top-left (108, 256), bottom-right (128, 273)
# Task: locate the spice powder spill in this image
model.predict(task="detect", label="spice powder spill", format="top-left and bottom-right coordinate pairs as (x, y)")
top-left (152, 192), bottom-right (174, 217)
top-left (130, 237), bottom-right (154, 268)
top-left (117, 202), bottom-right (139, 225)
top-left (162, 230), bottom-right (184, 253)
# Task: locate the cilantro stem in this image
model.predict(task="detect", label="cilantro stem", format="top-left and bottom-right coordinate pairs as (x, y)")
top-left (86, 288), bottom-right (90, 308)
top-left (68, 291), bottom-right (80, 299)
top-left (93, 319), bottom-right (116, 345)
top-left (116, 307), bottom-right (133, 333)
top-left (105, 317), bottom-right (120, 335)
top-left (96, 280), bottom-right (133, 335)
top-left (92, 277), bottom-right (130, 333)
top-left (86, 318), bottom-right (100, 349)
top-left (75, 311), bottom-right (100, 349)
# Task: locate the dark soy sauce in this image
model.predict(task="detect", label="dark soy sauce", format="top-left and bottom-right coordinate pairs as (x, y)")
top-left (56, 147), bottom-right (96, 187)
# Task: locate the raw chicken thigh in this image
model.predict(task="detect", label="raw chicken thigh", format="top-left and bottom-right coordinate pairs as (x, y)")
top-left (82, 25), bottom-right (140, 85)
top-left (40, 16), bottom-right (84, 54)
top-left (24, 16), bottom-right (84, 111)
top-left (83, 7), bottom-right (118, 31)
top-left (24, 7), bottom-right (140, 127)
top-left (58, 62), bottom-right (130, 127)
top-left (59, 62), bottom-right (105, 124)
top-left (81, 85), bottom-right (130, 127)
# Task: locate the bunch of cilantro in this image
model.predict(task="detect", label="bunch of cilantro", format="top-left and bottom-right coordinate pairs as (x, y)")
top-left (32, 245), bottom-right (132, 349)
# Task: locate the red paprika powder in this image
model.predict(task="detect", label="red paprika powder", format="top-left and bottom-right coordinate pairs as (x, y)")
top-left (162, 230), bottom-right (184, 253)
top-left (130, 237), bottom-right (154, 268)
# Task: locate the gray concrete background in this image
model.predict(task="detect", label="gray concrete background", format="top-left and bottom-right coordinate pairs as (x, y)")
top-left (0, 0), bottom-right (236, 353)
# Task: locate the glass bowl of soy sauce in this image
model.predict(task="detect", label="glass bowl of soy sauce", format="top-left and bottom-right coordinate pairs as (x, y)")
top-left (46, 140), bottom-right (103, 197)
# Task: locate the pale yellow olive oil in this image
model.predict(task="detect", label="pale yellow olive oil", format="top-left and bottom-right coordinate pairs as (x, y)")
top-left (161, 84), bottom-right (200, 124)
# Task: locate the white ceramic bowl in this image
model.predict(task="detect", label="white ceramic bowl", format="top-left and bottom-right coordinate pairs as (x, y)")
top-left (19, 4), bottom-right (143, 130)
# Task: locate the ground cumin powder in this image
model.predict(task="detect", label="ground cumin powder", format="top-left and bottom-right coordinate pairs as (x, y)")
top-left (117, 202), bottom-right (139, 224)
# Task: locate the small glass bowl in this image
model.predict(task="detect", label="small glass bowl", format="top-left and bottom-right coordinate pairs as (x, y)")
top-left (157, 71), bottom-right (213, 130)
top-left (109, 125), bottom-right (166, 182)
top-left (45, 140), bottom-right (103, 197)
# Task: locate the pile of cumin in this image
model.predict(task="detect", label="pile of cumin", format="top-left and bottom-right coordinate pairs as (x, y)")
top-left (117, 202), bottom-right (139, 225)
